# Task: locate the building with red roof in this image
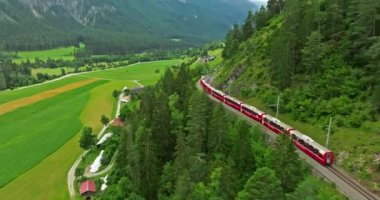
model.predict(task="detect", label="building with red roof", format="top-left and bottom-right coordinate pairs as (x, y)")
top-left (112, 117), bottom-right (124, 127)
top-left (80, 180), bottom-right (96, 199)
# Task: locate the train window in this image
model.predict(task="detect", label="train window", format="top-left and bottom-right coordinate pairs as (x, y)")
top-left (291, 135), bottom-right (298, 140)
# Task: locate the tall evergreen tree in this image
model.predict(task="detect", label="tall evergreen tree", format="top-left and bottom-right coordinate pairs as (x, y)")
top-left (301, 31), bottom-right (324, 75)
top-left (151, 91), bottom-right (174, 163)
top-left (136, 126), bottom-right (159, 200)
top-left (242, 11), bottom-right (255, 41)
top-left (231, 120), bottom-right (256, 180)
top-left (267, 134), bottom-right (305, 193)
top-left (185, 91), bottom-right (208, 154)
top-left (207, 104), bottom-right (231, 155)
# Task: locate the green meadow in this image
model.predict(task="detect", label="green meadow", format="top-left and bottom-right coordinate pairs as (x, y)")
top-left (12, 44), bottom-right (85, 63)
top-left (82, 60), bottom-right (181, 85)
top-left (0, 59), bottom-right (181, 200)
top-left (31, 67), bottom-right (75, 77)
top-left (0, 80), bottom-right (107, 187)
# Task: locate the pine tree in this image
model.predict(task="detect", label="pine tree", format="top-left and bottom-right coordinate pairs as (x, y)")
top-left (222, 25), bottom-right (242, 59)
top-left (301, 31), bottom-right (324, 75)
top-left (151, 91), bottom-right (174, 163)
top-left (267, 134), bottom-right (305, 193)
top-left (136, 126), bottom-right (159, 200)
top-left (242, 11), bottom-right (255, 41)
top-left (185, 91), bottom-right (208, 154)
top-left (236, 167), bottom-right (284, 200)
top-left (231, 120), bottom-right (256, 180)
top-left (162, 69), bottom-right (175, 95)
top-left (255, 6), bottom-right (268, 30)
top-left (207, 104), bottom-right (231, 155)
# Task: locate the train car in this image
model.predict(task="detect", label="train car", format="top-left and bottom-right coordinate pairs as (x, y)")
top-left (211, 89), bottom-right (226, 102)
top-left (224, 95), bottom-right (243, 111)
top-left (262, 115), bottom-right (294, 134)
top-left (289, 130), bottom-right (334, 166)
top-left (199, 79), bottom-right (212, 94)
top-left (241, 104), bottom-right (266, 122)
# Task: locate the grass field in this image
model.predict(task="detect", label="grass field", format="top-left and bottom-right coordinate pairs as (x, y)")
top-left (0, 80), bottom-right (107, 187)
top-left (190, 48), bottom-right (223, 70)
top-left (13, 44), bottom-right (85, 63)
top-left (82, 60), bottom-right (181, 85)
top-left (0, 79), bottom-right (97, 115)
top-left (0, 76), bottom-right (88, 105)
top-left (0, 60), bottom-right (179, 200)
top-left (31, 67), bottom-right (75, 77)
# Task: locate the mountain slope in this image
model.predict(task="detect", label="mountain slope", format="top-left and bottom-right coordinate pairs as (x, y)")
top-left (0, 0), bottom-right (257, 52)
top-left (213, 0), bottom-right (380, 191)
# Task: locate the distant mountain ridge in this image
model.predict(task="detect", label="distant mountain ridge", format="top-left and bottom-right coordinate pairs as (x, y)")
top-left (0, 0), bottom-right (257, 53)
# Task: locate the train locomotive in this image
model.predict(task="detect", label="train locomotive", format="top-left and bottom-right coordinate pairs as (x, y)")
top-left (199, 77), bottom-right (334, 166)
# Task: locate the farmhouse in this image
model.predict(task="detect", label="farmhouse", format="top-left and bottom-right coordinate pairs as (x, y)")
top-left (200, 55), bottom-right (216, 63)
top-left (112, 117), bottom-right (124, 127)
top-left (80, 180), bottom-right (96, 200)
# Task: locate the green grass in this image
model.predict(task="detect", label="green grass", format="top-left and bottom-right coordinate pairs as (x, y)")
top-left (0, 80), bottom-right (107, 187)
top-left (31, 67), bottom-right (75, 77)
top-left (0, 60), bottom-right (178, 199)
top-left (12, 44), bottom-right (85, 63)
top-left (14, 49), bottom-right (70, 63)
top-left (190, 48), bottom-right (223, 70)
top-left (0, 76), bottom-right (88, 105)
top-left (0, 71), bottom-right (141, 200)
top-left (81, 60), bottom-right (181, 85)
top-left (207, 48), bottom-right (223, 69)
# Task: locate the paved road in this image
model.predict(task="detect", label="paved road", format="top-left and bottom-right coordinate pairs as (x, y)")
top-left (196, 81), bottom-right (379, 200)
top-left (67, 150), bottom-right (89, 199)
top-left (67, 93), bottom-right (122, 199)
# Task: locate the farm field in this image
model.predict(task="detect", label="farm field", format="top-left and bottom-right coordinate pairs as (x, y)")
top-left (0, 80), bottom-right (107, 187)
top-left (12, 44), bottom-right (84, 63)
top-left (0, 60), bottom-right (180, 200)
top-left (82, 59), bottom-right (181, 85)
top-left (0, 75), bottom-right (88, 105)
top-left (31, 67), bottom-right (75, 77)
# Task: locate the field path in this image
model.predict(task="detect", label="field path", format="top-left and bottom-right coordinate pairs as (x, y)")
top-left (0, 79), bottom-right (97, 115)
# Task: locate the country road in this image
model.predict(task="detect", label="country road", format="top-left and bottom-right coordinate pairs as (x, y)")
top-left (67, 90), bottom-right (126, 199)
top-left (67, 79), bottom-right (144, 198)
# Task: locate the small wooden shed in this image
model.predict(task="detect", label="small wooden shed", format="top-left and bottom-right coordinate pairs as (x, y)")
top-left (80, 180), bottom-right (96, 200)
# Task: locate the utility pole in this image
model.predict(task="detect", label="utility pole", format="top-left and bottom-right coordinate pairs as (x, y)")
top-left (326, 117), bottom-right (332, 148)
top-left (276, 96), bottom-right (280, 118)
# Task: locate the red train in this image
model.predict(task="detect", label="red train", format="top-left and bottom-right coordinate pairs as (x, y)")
top-left (199, 78), bottom-right (334, 166)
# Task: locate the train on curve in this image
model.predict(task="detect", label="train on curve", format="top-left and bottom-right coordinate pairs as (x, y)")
top-left (200, 77), bottom-right (334, 166)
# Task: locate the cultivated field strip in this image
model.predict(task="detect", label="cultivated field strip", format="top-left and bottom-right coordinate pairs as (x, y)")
top-left (0, 79), bottom-right (97, 115)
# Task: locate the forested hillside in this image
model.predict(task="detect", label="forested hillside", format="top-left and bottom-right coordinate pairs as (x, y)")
top-left (0, 0), bottom-right (256, 53)
top-left (214, 0), bottom-right (380, 191)
top-left (217, 0), bottom-right (380, 129)
top-left (98, 66), bottom-right (345, 199)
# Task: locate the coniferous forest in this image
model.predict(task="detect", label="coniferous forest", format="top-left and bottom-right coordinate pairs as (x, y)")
top-left (220, 0), bottom-right (380, 128)
top-left (99, 66), bottom-right (345, 200)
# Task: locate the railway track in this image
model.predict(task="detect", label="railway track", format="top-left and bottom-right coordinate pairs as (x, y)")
top-left (328, 166), bottom-right (380, 200)
top-left (196, 80), bottom-right (380, 200)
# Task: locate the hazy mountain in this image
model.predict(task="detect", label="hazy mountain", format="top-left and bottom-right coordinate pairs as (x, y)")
top-left (0, 0), bottom-right (257, 52)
